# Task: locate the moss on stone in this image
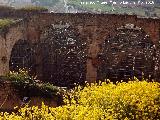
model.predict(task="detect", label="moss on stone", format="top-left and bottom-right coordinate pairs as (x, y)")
top-left (0, 19), bottom-right (15, 29)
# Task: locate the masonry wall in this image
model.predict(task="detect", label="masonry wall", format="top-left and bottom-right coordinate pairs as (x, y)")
top-left (26, 13), bottom-right (160, 82)
top-left (0, 21), bottom-right (25, 76)
top-left (0, 13), bottom-right (160, 83)
top-left (0, 81), bottom-right (57, 111)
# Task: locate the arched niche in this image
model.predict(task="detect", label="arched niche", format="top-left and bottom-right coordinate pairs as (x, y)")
top-left (35, 23), bottom-right (88, 88)
top-left (9, 39), bottom-right (35, 73)
top-left (97, 24), bottom-right (156, 82)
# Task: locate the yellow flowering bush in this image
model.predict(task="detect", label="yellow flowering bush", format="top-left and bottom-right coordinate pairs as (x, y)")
top-left (0, 80), bottom-right (160, 120)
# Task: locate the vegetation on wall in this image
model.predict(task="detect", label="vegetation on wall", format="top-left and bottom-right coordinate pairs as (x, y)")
top-left (6, 69), bottom-right (66, 100)
top-left (0, 80), bottom-right (159, 119)
top-left (0, 19), bottom-right (15, 29)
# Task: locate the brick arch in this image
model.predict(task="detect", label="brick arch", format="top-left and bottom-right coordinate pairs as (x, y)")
top-left (9, 39), bottom-right (34, 73)
top-left (86, 23), bottom-right (157, 82)
top-left (90, 22), bottom-right (157, 62)
top-left (100, 24), bottom-right (155, 81)
top-left (30, 23), bottom-right (88, 87)
top-left (103, 23), bottom-right (155, 45)
top-left (100, 23), bottom-right (157, 44)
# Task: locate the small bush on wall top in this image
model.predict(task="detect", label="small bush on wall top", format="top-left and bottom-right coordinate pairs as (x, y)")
top-left (0, 19), bottom-right (15, 29)
top-left (6, 69), bottom-right (65, 100)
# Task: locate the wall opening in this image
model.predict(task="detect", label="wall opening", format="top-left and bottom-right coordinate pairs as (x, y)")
top-left (97, 24), bottom-right (156, 82)
top-left (35, 24), bottom-right (88, 88)
top-left (9, 39), bottom-right (35, 73)
top-left (9, 24), bottom-right (88, 88)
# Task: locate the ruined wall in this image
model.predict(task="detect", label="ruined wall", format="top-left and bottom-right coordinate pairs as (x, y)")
top-left (26, 13), bottom-right (160, 82)
top-left (0, 13), bottom-right (160, 83)
top-left (0, 22), bottom-right (24, 76)
top-left (0, 81), bottom-right (57, 111)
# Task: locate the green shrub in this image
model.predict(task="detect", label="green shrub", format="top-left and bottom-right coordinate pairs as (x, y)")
top-left (6, 69), bottom-right (63, 99)
top-left (0, 19), bottom-right (15, 29)
top-left (7, 69), bottom-right (33, 83)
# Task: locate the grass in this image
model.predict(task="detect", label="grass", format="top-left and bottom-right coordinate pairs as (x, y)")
top-left (6, 70), bottom-right (65, 99)
top-left (0, 19), bottom-right (15, 29)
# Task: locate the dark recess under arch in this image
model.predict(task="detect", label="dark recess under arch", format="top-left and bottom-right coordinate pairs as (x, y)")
top-left (34, 24), bottom-right (88, 88)
top-left (97, 24), bottom-right (156, 82)
top-left (9, 39), bottom-right (35, 74)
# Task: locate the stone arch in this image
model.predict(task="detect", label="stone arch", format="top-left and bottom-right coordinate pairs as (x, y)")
top-left (96, 23), bottom-right (156, 82)
top-left (34, 23), bottom-right (88, 88)
top-left (0, 25), bottom-right (25, 76)
top-left (102, 23), bottom-right (158, 46)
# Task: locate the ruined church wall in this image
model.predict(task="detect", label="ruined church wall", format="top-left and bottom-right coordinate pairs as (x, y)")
top-left (0, 13), bottom-right (160, 83)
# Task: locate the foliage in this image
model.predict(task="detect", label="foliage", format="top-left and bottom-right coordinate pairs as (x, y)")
top-left (0, 80), bottom-right (160, 119)
top-left (7, 69), bottom-right (34, 84)
top-left (0, 19), bottom-right (15, 29)
top-left (6, 69), bottom-right (64, 99)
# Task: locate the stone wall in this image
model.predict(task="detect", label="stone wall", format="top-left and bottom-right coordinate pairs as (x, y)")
top-left (28, 13), bottom-right (160, 82)
top-left (0, 21), bottom-right (24, 76)
top-left (0, 12), bottom-right (160, 83)
top-left (0, 81), bottom-right (57, 111)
